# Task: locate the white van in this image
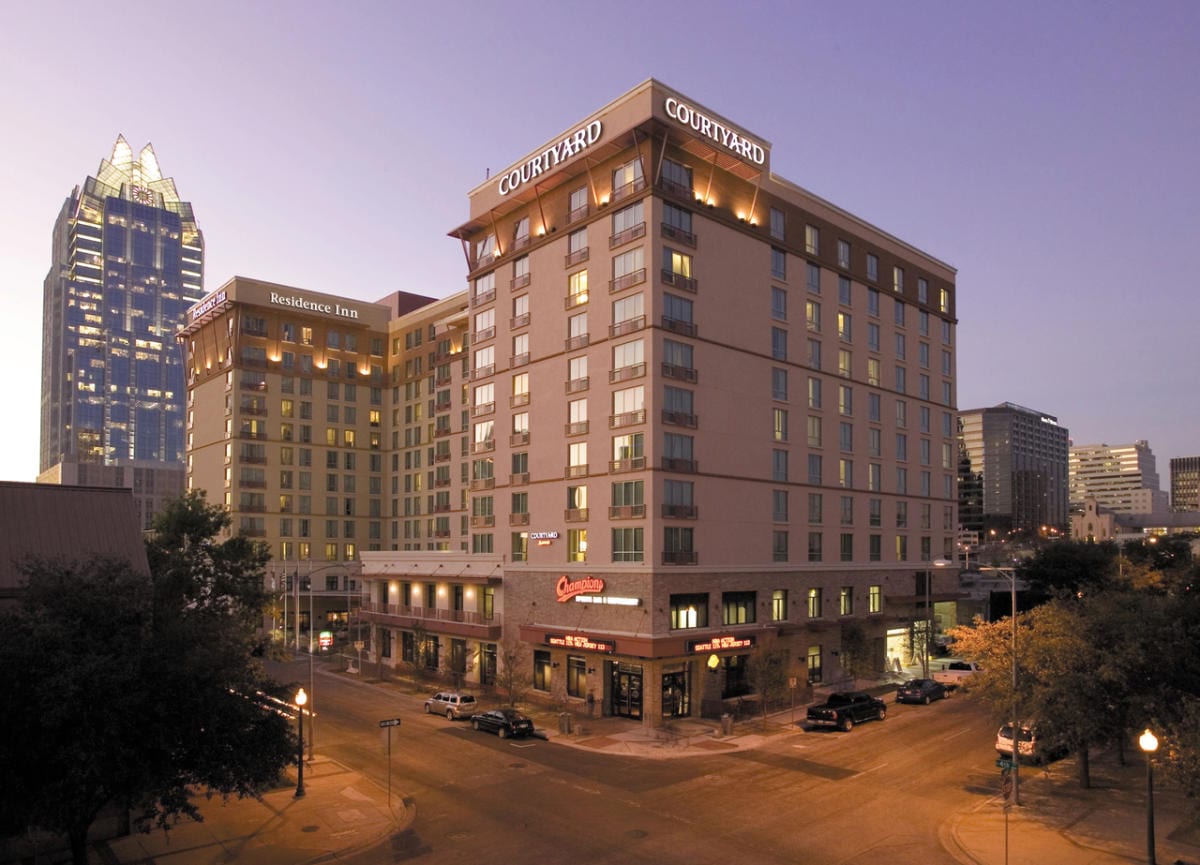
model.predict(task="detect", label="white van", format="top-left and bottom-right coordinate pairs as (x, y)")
top-left (996, 721), bottom-right (1063, 763)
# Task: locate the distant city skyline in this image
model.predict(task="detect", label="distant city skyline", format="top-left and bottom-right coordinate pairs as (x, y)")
top-left (3, 1), bottom-right (1197, 483)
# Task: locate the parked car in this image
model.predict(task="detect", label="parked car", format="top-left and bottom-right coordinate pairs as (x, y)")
top-left (806, 691), bottom-right (888, 731)
top-left (896, 678), bottom-right (948, 705)
top-left (996, 721), bottom-right (1066, 764)
top-left (932, 661), bottom-right (983, 689)
top-left (470, 708), bottom-right (535, 739)
top-left (424, 692), bottom-right (478, 720)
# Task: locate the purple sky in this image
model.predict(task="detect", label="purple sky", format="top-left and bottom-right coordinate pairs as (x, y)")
top-left (3, 1), bottom-right (1197, 485)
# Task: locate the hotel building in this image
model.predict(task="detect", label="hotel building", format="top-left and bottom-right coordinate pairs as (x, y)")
top-left (186, 80), bottom-right (960, 727)
top-left (40, 137), bottom-right (204, 528)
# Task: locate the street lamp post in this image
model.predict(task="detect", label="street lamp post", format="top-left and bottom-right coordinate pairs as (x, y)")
top-left (1009, 570), bottom-right (1020, 807)
top-left (294, 687), bottom-right (307, 798)
top-left (1140, 728), bottom-right (1158, 865)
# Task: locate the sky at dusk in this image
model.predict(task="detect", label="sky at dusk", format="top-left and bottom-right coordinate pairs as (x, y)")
top-left (2, 1), bottom-right (1197, 485)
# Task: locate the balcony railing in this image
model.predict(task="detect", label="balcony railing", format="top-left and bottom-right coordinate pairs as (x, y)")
top-left (564, 292), bottom-right (588, 311)
top-left (565, 377), bottom-right (589, 394)
top-left (662, 504), bottom-right (698, 519)
top-left (568, 204), bottom-right (589, 224)
top-left (565, 465), bottom-right (588, 479)
top-left (472, 326), bottom-right (495, 343)
top-left (609, 456), bottom-right (646, 473)
top-left (609, 222), bottom-right (646, 249)
top-left (471, 288), bottom-right (496, 306)
top-left (657, 177), bottom-right (694, 200)
top-left (564, 507), bottom-right (589, 521)
top-left (661, 222), bottom-right (697, 247)
top-left (240, 405), bottom-right (268, 416)
top-left (510, 512), bottom-right (530, 526)
top-left (471, 402), bottom-right (495, 417)
top-left (360, 602), bottom-right (492, 627)
top-left (564, 334), bottom-right (589, 351)
top-left (662, 550), bottom-right (698, 565)
top-left (661, 270), bottom-right (697, 292)
top-left (510, 312), bottom-right (531, 329)
top-left (509, 472), bottom-right (529, 485)
top-left (434, 399), bottom-right (452, 413)
top-left (565, 247), bottom-right (589, 266)
top-left (510, 392), bottom-right (530, 408)
top-left (609, 268), bottom-right (646, 294)
top-left (661, 363), bottom-right (698, 383)
top-left (661, 317), bottom-right (698, 337)
top-left (608, 504), bottom-right (646, 519)
top-left (609, 363), bottom-right (645, 383)
top-left (611, 177), bottom-right (646, 202)
top-left (509, 431), bottom-right (530, 447)
top-left (510, 353), bottom-right (530, 368)
top-left (565, 421), bottom-right (589, 436)
top-left (470, 515), bottom-right (495, 528)
top-left (609, 409), bottom-right (645, 429)
top-left (609, 316), bottom-right (646, 338)
top-left (469, 478), bottom-right (495, 491)
top-left (662, 457), bottom-right (698, 473)
top-left (662, 410), bottom-right (698, 427)
top-left (472, 439), bottom-right (495, 453)
top-left (470, 364), bottom-right (495, 380)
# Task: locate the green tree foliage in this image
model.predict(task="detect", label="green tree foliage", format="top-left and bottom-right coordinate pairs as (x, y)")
top-left (0, 492), bottom-right (294, 865)
top-left (1016, 539), bottom-right (1117, 603)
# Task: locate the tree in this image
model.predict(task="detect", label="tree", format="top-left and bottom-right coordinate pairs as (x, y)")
top-left (0, 492), bottom-right (294, 865)
top-left (838, 621), bottom-right (878, 681)
top-left (495, 637), bottom-right (530, 707)
top-left (1016, 539), bottom-right (1116, 603)
top-left (746, 636), bottom-right (791, 725)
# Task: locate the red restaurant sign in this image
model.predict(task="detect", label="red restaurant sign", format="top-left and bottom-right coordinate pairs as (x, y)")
top-left (547, 633), bottom-right (616, 653)
top-left (687, 635), bottom-right (756, 652)
top-left (555, 575), bottom-right (605, 602)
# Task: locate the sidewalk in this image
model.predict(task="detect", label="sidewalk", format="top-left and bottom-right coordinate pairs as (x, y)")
top-left (77, 658), bottom-right (1200, 865)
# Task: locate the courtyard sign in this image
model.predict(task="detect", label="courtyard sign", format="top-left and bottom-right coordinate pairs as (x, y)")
top-left (664, 96), bottom-right (765, 166)
top-left (497, 120), bottom-right (604, 196)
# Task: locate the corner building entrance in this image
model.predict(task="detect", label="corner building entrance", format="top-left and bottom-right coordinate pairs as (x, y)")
top-left (610, 662), bottom-right (643, 719)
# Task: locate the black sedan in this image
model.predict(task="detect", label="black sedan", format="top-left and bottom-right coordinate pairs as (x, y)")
top-left (470, 708), bottom-right (535, 739)
top-left (896, 678), bottom-right (948, 705)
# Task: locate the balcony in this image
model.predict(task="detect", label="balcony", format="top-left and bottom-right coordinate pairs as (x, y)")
top-left (657, 177), bottom-right (694, 200)
top-left (662, 504), bottom-right (698, 519)
top-left (661, 222), bottom-right (697, 247)
top-left (611, 176), bottom-right (646, 202)
top-left (240, 454), bottom-right (268, 464)
top-left (510, 512), bottom-right (530, 526)
top-left (564, 508), bottom-right (589, 521)
top-left (662, 410), bottom-right (698, 428)
top-left (565, 421), bottom-right (589, 436)
top-left (469, 477), bottom-right (495, 491)
top-left (240, 405), bottom-right (268, 416)
top-left (564, 334), bottom-right (589, 351)
top-left (358, 602), bottom-right (502, 639)
top-left (608, 409), bottom-right (645, 429)
top-left (434, 398), bottom-right (452, 413)
top-left (470, 515), bottom-right (495, 528)
top-left (471, 288), bottom-right (496, 306)
top-left (565, 465), bottom-right (589, 479)
top-left (470, 364), bottom-right (494, 380)
top-left (472, 439), bottom-right (495, 453)
top-left (239, 380), bottom-right (267, 392)
top-left (609, 316), bottom-right (646, 338)
top-left (662, 550), bottom-right (698, 565)
top-left (661, 363), bottom-right (698, 383)
top-left (565, 247), bottom-right (589, 266)
top-left (472, 326), bottom-right (495, 343)
top-left (509, 472), bottom-right (529, 485)
top-left (512, 235), bottom-right (531, 252)
top-left (564, 292), bottom-right (588, 310)
top-left (609, 363), bottom-right (645, 383)
top-left (238, 502), bottom-right (266, 512)
top-left (565, 377), bottom-right (589, 394)
top-left (471, 402), bottom-right (495, 417)
top-left (238, 430), bottom-right (267, 440)
top-left (434, 426), bottom-right (453, 438)
top-left (434, 451), bottom-right (451, 463)
top-left (435, 374), bottom-right (452, 387)
top-left (568, 203), bottom-right (589, 224)
top-left (608, 504), bottom-right (646, 519)
top-left (510, 312), bottom-right (531, 329)
top-left (510, 353), bottom-right (530, 368)
top-left (239, 479), bottom-right (266, 490)
top-left (609, 222), bottom-right (646, 249)
top-left (661, 457), bottom-right (698, 473)
top-left (661, 316), bottom-right (698, 337)
top-left (434, 476), bottom-right (452, 488)
top-left (661, 270), bottom-right (697, 293)
top-left (609, 268), bottom-right (646, 294)
top-left (509, 431), bottom-right (530, 447)
top-left (510, 392), bottom-right (530, 408)
top-left (609, 456), bottom-right (646, 473)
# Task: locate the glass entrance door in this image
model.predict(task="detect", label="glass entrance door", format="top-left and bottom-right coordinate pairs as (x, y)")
top-left (661, 670), bottom-right (689, 719)
top-left (610, 662), bottom-right (642, 719)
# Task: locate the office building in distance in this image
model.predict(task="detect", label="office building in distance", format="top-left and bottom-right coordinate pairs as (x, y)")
top-left (185, 80), bottom-right (960, 726)
top-left (40, 136), bottom-right (204, 528)
top-left (1069, 440), bottom-right (1168, 516)
top-left (1170, 457), bottom-right (1200, 513)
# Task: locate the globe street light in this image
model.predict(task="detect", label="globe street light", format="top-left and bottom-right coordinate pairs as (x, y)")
top-left (295, 688), bottom-right (308, 799)
top-left (1140, 728), bottom-right (1158, 865)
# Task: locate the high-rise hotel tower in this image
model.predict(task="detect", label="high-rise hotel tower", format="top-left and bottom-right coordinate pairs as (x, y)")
top-left (40, 136), bottom-right (204, 528)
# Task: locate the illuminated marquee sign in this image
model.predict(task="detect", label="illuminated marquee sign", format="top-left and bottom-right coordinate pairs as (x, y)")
top-left (547, 633), bottom-right (616, 653)
top-left (268, 291), bottom-right (360, 320)
top-left (556, 575), bottom-right (605, 603)
top-left (497, 120), bottom-right (603, 196)
top-left (190, 290), bottom-right (227, 321)
top-left (687, 635), bottom-right (757, 653)
top-left (664, 96), bottom-right (765, 166)
top-left (530, 531), bottom-right (559, 547)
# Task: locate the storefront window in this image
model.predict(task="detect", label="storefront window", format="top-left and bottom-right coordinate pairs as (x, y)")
top-left (533, 650), bottom-right (551, 692)
top-left (567, 655), bottom-right (586, 698)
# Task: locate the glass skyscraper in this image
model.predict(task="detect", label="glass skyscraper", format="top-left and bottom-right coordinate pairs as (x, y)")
top-left (39, 136), bottom-right (204, 526)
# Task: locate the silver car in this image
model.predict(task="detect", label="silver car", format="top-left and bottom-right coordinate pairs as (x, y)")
top-left (424, 691), bottom-right (478, 720)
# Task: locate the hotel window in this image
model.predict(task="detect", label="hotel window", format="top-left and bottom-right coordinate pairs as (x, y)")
top-left (474, 307), bottom-right (495, 337)
top-left (868, 497), bottom-right (882, 527)
top-left (663, 432), bottom-right (693, 466)
top-left (612, 338), bottom-right (644, 374)
top-left (663, 292), bottom-right (694, 330)
top-left (663, 202), bottom-right (693, 237)
top-left (611, 479), bottom-right (643, 509)
top-left (772, 525), bottom-right (792, 559)
top-left (301, 326), bottom-right (313, 346)
top-left (670, 593), bottom-right (708, 630)
top-left (567, 227), bottom-right (588, 265)
top-left (839, 459), bottom-right (853, 489)
top-left (723, 592), bottom-right (756, 625)
top-left (941, 319), bottom-right (952, 345)
top-left (806, 262), bottom-right (821, 294)
top-left (838, 384), bottom-right (853, 416)
top-left (895, 333), bottom-right (907, 360)
top-left (896, 501), bottom-right (908, 529)
top-left (869, 534), bottom-right (882, 561)
top-left (837, 240), bottom-right (850, 270)
top-left (662, 338), bottom-right (693, 376)
top-left (896, 399), bottom-right (908, 428)
top-left (612, 292), bottom-right (644, 328)
top-left (868, 463), bottom-right (881, 492)
top-left (567, 311), bottom-right (588, 344)
top-left (771, 286), bottom-right (787, 321)
top-left (896, 536), bottom-right (909, 561)
top-left (512, 372), bottom-right (529, 404)
top-left (568, 441), bottom-right (588, 473)
top-left (513, 255), bottom-right (530, 286)
top-left (473, 344), bottom-right (494, 375)
top-left (568, 355), bottom-right (588, 388)
top-left (919, 374), bottom-right (930, 400)
top-left (839, 533), bottom-right (854, 562)
top-left (569, 186), bottom-right (589, 221)
top-left (773, 408), bottom-right (789, 442)
top-left (894, 300), bottom-right (907, 328)
top-left (475, 233), bottom-right (497, 263)
top-left (839, 422), bottom-right (853, 452)
top-left (838, 349), bottom-right (852, 379)
top-left (808, 492), bottom-right (823, 523)
top-left (838, 587), bottom-right (854, 616)
top-left (664, 526), bottom-right (694, 562)
top-left (568, 398), bottom-right (587, 431)
top-left (772, 589), bottom-right (788, 620)
top-left (896, 467), bottom-right (908, 494)
top-left (918, 341), bottom-right (930, 369)
top-left (661, 157), bottom-right (692, 194)
top-left (771, 367), bottom-right (788, 401)
top-left (895, 432), bottom-right (908, 462)
top-left (807, 645), bottom-right (823, 684)
top-left (840, 495), bottom-right (854, 525)
top-left (474, 420), bottom-right (494, 448)
top-left (941, 349), bottom-right (952, 376)
top-left (837, 312), bottom-right (852, 342)
top-left (939, 288), bottom-right (950, 314)
top-left (805, 224), bottom-right (819, 256)
top-left (567, 269), bottom-right (588, 306)
top-left (772, 449), bottom-right (788, 482)
top-left (663, 479), bottom-right (694, 515)
top-left (866, 253), bottom-right (878, 282)
top-left (568, 528), bottom-right (588, 563)
top-left (869, 585), bottom-right (882, 613)
top-left (773, 489), bottom-right (789, 522)
top-left (806, 300), bottom-right (821, 332)
top-left (807, 376), bottom-right (822, 409)
top-left (473, 382), bottom-right (494, 412)
top-left (513, 216), bottom-right (530, 249)
top-left (807, 415), bottom-right (822, 448)
top-left (663, 386), bottom-right (694, 423)
top-left (533, 650), bottom-right (551, 691)
top-left (895, 366), bottom-right (907, 394)
top-left (613, 431), bottom-right (644, 463)
top-left (838, 276), bottom-right (851, 306)
top-left (613, 247), bottom-right (644, 284)
top-left (612, 158), bottom-right (645, 198)
top-left (942, 411), bottom-right (953, 437)
top-left (665, 248), bottom-right (693, 283)
top-left (868, 393), bottom-right (881, 422)
top-left (917, 277), bottom-right (929, 304)
top-left (807, 338), bottom-right (821, 370)
top-left (920, 471), bottom-right (931, 496)
top-left (919, 309), bottom-right (930, 336)
top-left (771, 327), bottom-right (788, 360)
top-left (771, 247), bottom-right (787, 280)
top-left (942, 442), bottom-right (954, 470)
top-left (892, 266), bottom-right (904, 293)
top-left (867, 357), bottom-right (881, 386)
top-left (612, 201), bottom-right (644, 240)
top-left (511, 532), bottom-right (528, 562)
top-left (769, 207), bottom-right (785, 240)
top-left (512, 411), bottom-right (529, 435)
top-left (807, 454), bottom-right (822, 485)
top-left (807, 587), bottom-right (823, 617)
top-left (920, 437), bottom-right (932, 465)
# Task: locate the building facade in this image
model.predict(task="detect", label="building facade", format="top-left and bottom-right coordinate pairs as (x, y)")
top-left (1170, 457), bottom-right (1200, 512)
top-left (1069, 440), bottom-right (1168, 516)
top-left (40, 136), bottom-right (204, 528)
top-left (185, 81), bottom-right (961, 727)
top-left (957, 402), bottom-right (1069, 537)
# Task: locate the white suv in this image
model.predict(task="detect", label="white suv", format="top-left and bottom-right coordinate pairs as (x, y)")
top-left (424, 692), bottom-right (478, 720)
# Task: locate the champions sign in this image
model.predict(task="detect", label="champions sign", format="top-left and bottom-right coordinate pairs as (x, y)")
top-left (555, 575), bottom-right (605, 603)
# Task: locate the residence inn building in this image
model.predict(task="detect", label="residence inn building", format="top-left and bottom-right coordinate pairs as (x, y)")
top-left (183, 80), bottom-right (959, 728)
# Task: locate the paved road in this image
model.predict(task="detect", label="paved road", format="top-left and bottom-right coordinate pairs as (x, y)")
top-left (272, 660), bottom-right (1000, 863)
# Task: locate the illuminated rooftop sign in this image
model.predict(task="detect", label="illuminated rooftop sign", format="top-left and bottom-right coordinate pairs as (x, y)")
top-left (269, 291), bottom-right (360, 320)
top-left (665, 97), bottom-right (765, 166)
top-left (498, 120), bottom-right (604, 197)
top-left (190, 290), bottom-right (227, 321)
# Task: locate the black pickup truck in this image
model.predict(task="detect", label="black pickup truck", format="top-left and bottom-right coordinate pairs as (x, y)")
top-left (806, 691), bottom-right (888, 731)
